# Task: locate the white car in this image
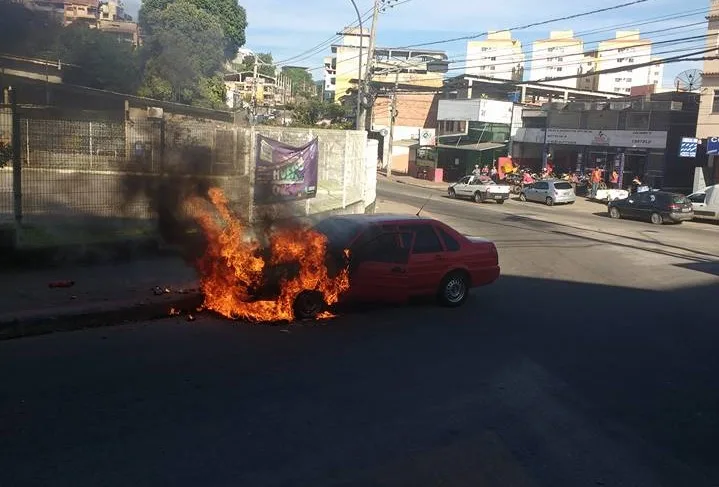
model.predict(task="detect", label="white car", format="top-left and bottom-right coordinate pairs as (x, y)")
top-left (688, 185), bottom-right (719, 221)
top-left (448, 175), bottom-right (510, 204)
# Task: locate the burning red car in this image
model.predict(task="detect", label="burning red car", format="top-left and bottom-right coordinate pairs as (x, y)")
top-left (290, 214), bottom-right (501, 319)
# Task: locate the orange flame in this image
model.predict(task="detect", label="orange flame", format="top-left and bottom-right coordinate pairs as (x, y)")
top-left (190, 188), bottom-right (350, 322)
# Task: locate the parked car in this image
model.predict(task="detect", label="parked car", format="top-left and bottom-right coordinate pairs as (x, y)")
top-left (447, 175), bottom-right (510, 203)
top-left (289, 214), bottom-right (501, 319)
top-left (519, 179), bottom-right (576, 206)
top-left (687, 184), bottom-right (719, 221)
top-left (607, 190), bottom-right (693, 225)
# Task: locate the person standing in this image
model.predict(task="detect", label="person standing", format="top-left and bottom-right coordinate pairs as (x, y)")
top-left (472, 164), bottom-right (482, 176)
top-left (590, 167), bottom-right (602, 198)
top-left (610, 169), bottom-right (619, 189)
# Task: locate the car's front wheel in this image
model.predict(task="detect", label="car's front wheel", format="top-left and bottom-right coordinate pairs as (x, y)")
top-left (609, 206), bottom-right (621, 219)
top-left (519, 193), bottom-right (527, 202)
top-left (474, 191), bottom-right (483, 203)
top-left (545, 197), bottom-right (554, 206)
top-left (438, 271), bottom-right (469, 307)
top-left (448, 188), bottom-right (456, 198)
top-left (293, 290), bottom-right (325, 320)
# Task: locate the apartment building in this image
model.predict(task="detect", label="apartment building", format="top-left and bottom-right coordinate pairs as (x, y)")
top-left (596, 31), bottom-right (663, 94)
top-left (465, 30), bottom-right (524, 81)
top-left (329, 27), bottom-right (447, 103)
top-left (224, 72), bottom-right (293, 109)
top-left (322, 56), bottom-right (336, 102)
top-left (530, 30), bottom-right (584, 89)
top-left (695, 0), bottom-right (719, 186)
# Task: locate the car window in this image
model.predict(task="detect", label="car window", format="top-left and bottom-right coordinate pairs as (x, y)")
top-left (554, 182), bottom-right (572, 190)
top-left (353, 231), bottom-right (409, 264)
top-left (458, 176), bottom-right (470, 184)
top-left (535, 182), bottom-right (549, 190)
top-left (635, 192), bottom-right (651, 204)
top-left (688, 193), bottom-right (706, 203)
top-left (470, 178), bottom-right (482, 185)
top-left (405, 224), bottom-right (443, 254)
top-left (436, 226), bottom-right (460, 251)
top-left (672, 195), bottom-right (689, 204)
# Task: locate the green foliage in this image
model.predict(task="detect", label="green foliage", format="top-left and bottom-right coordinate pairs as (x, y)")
top-left (281, 67), bottom-right (315, 97)
top-left (139, 0), bottom-right (226, 106)
top-left (234, 52), bottom-right (276, 77)
top-left (0, 1), bottom-right (63, 58)
top-left (140, 0), bottom-right (247, 59)
top-left (288, 99), bottom-right (352, 128)
top-left (57, 26), bottom-right (141, 93)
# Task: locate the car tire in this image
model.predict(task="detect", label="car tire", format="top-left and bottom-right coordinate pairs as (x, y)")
top-left (437, 271), bottom-right (470, 307)
top-left (474, 191), bottom-right (483, 203)
top-left (650, 212), bottom-right (663, 225)
top-left (609, 206), bottom-right (621, 219)
top-left (519, 193), bottom-right (527, 202)
top-left (545, 197), bottom-right (554, 206)
top-left (293, 290), bottom-right (325, 320)
top-left (496, 199), bottom-right (505, 205)
top-left (448, 188), bottom-right (456, 198)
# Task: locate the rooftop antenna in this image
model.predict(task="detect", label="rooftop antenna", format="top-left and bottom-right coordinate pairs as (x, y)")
top-left (416, 192), bottom-right (433, 217)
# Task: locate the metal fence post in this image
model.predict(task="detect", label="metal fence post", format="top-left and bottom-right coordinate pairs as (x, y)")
top-left (10, 87), bottom-right (22, 246)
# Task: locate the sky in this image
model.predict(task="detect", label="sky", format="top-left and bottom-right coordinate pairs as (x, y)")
top-left (125, 0), bottom-right (709, 87)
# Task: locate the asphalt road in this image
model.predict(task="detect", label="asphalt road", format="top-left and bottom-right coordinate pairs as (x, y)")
top-left (1, 179), bottom-right (718, 487)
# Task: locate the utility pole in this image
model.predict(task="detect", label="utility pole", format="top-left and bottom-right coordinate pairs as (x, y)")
top-left (358, 0), bottom-right (381, 131)
top-left (348, 0), bottom-right (363, 130)
top-left (386, 71), bottom-right (399, 178)
top-left (252, 55), bottom-right (259, 124)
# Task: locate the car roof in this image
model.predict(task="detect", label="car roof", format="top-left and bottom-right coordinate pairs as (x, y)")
top-left (319, 213), bottom-right (437, 226)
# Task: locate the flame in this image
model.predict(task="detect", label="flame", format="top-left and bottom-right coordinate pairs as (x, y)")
top-left (190, 188), bottom-right (350, 322)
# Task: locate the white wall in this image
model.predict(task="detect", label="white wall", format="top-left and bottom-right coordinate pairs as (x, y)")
top-left (530, 41), bottom-right (584, 88)
top-left (597, 43), bottom-right (652, 94)
top-left (466, 41), bottom-right (524, 80)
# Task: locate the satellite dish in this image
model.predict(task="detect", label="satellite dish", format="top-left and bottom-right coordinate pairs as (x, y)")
top-left (674, 69), bottom-right (703, 92)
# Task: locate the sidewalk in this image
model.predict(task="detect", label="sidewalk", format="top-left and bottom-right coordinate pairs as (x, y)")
top-left (0, 256), bottom-right (201, 339)
top-left (385, 173), bottom-right (448, 191)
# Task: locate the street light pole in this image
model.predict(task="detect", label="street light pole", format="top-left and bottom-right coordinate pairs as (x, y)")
top-left (348, 0), bottom-right (363, 131)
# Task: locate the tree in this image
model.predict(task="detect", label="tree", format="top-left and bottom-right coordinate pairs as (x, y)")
top-left (281, 67), bottom-right (315, 97)
top-left (57, 26), bottom-right (141, 94)
top-left (288, 99), bottom-right (351, 128)
top-left (0, 1), bottom-right (63, 58)
top-left (140, 0), bottom-right (247, 59)
top-left (138, 0), bottom-right (226, 107)
top-left (234, 52), bottom-right (276, 78)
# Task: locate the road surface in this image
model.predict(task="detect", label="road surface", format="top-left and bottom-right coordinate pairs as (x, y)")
top-left (1, 179), bottom-right (718, 487)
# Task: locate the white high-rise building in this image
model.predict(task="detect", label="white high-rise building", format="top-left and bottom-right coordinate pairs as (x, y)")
top-left (530, 30), bottom-right (584, 88)
top-left (596, 31), bottom-right (663, 94)
top-left (465, 31), bottom-right (525, 81)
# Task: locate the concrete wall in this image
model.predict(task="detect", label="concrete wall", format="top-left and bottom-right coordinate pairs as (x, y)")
top-left (1, 116), bottom-right (374, 248)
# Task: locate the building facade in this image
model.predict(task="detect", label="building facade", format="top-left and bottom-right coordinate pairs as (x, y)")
top-left (224, 72), bottom-right (293, 110)
top-left (596, 31), bottom-right (663, 94)
top-left (694, 0), bottom-right (719, 186)
top-left (465, 30), bottom-right (524, 81)
top-left (329, 27), bottom-right (447, 103)
top-left (322, 56), bottom-right (336, 102)
top-left (511, 92), bottom-right (698, 192)
top-left (530, 31), bottom-right (584, 89)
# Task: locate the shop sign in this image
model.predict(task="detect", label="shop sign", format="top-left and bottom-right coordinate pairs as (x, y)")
top-left (706, 137), bottom-right (719, 155)
top-left (678, 137), bottom-right (699, 158)
top-left (511, 128), bottom-right (667, 149)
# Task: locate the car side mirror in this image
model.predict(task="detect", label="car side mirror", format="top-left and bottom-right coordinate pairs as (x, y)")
top-left (628, 199), bottom-right (634, 204)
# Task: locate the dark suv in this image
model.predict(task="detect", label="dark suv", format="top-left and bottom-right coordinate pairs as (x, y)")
top-left (607, 190), bottom-right (693, 225)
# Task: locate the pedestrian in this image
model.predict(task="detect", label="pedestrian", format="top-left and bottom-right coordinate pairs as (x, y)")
top-left (490, 165), bottom-right (498, 180)
top-left (631, 175), bottom-right (642, 194)
top-left (472, 164), bottom-right (482, 176)
top-left (610, 169), bottom-right (619, 189)
top-left (590, 166), bottom-right (602, 199)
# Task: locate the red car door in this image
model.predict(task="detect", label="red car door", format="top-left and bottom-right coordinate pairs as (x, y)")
top-left (401, 223), bottom-right (449, 297)
top-left (346, 230), bottom-right (410, 303)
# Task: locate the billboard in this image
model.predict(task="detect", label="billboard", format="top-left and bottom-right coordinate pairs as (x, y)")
top-left (254, 135), bottom-right (318, 204)
top-left (678, 137), bottom-right (699, 158)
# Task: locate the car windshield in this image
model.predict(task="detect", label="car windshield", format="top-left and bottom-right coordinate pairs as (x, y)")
top-left (554, 182), bottom-right (572, 190)
top-left (313, 218), bottom-right (363, 249)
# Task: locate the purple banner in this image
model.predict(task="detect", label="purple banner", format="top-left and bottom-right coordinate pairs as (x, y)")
top-left (254, 135), bottom-right (318, 204)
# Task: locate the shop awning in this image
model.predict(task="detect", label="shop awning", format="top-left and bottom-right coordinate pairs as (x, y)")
top-left (436, 142), bottom-right (506, 152)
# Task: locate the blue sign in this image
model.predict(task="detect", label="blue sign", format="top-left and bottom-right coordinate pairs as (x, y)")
top-left (679, 137), bottom-right (699, 158)
top-left (707, 137), bottom-right (719, 155)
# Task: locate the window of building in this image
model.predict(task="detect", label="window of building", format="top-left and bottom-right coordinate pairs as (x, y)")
top-left (617, 58), bottom-right (625, 62)
top-left (615, 77), bottom-right (622, 82)
top-left (548, 47), bottom-right (555, 52)
top-left (712, 90), bottom-right (719, 113)
top-left (556, 67), bottom-right (563, 72)
top-left (490, 56), bottom-right (496, 61)
top-left (490, 66), bottom-right (495, 70)
top-left (480, 66), bottom-right (486, 70)
top-left (628, 58), bottom-right (634, 62)
top-left (557, 57), bottom-right (563, 61)
top-left (625, 88), bottom-right (631, 92)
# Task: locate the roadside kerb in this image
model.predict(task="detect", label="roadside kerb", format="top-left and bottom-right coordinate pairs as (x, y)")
top-left (0, 292), bottom-right (203, 340)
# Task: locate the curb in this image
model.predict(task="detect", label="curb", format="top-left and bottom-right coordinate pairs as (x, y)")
top-left (392, 178), bottom-right (447, 192)
top-left (0, 293), bottom-right (203, 340)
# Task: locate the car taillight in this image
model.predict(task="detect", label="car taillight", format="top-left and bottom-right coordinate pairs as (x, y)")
top-left (669, 204), bottom-right (680, 211)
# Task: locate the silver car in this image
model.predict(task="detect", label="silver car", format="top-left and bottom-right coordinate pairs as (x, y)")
top-left (519, 180), bottom-right (576, 206)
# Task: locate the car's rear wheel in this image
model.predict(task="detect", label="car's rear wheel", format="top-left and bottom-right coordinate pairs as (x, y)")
top-left (519, 193), bottom-right (527, 202)
top-left (438, 271), bottom-right (469, 307)
top-left (293, 290), bottom-right (325, 320)
top-left (650, 212), bottom-right (664, 225)
top-left (474, 191), bottom-right (483, 203)
top-left (609, 206), bottom-right (621, 219)
top-left (448, 188), bottom-right (456, 198)
top-left (545, 197), bottom-right (554, 206)
top-left (496, 199), bottom-right (505, 204)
